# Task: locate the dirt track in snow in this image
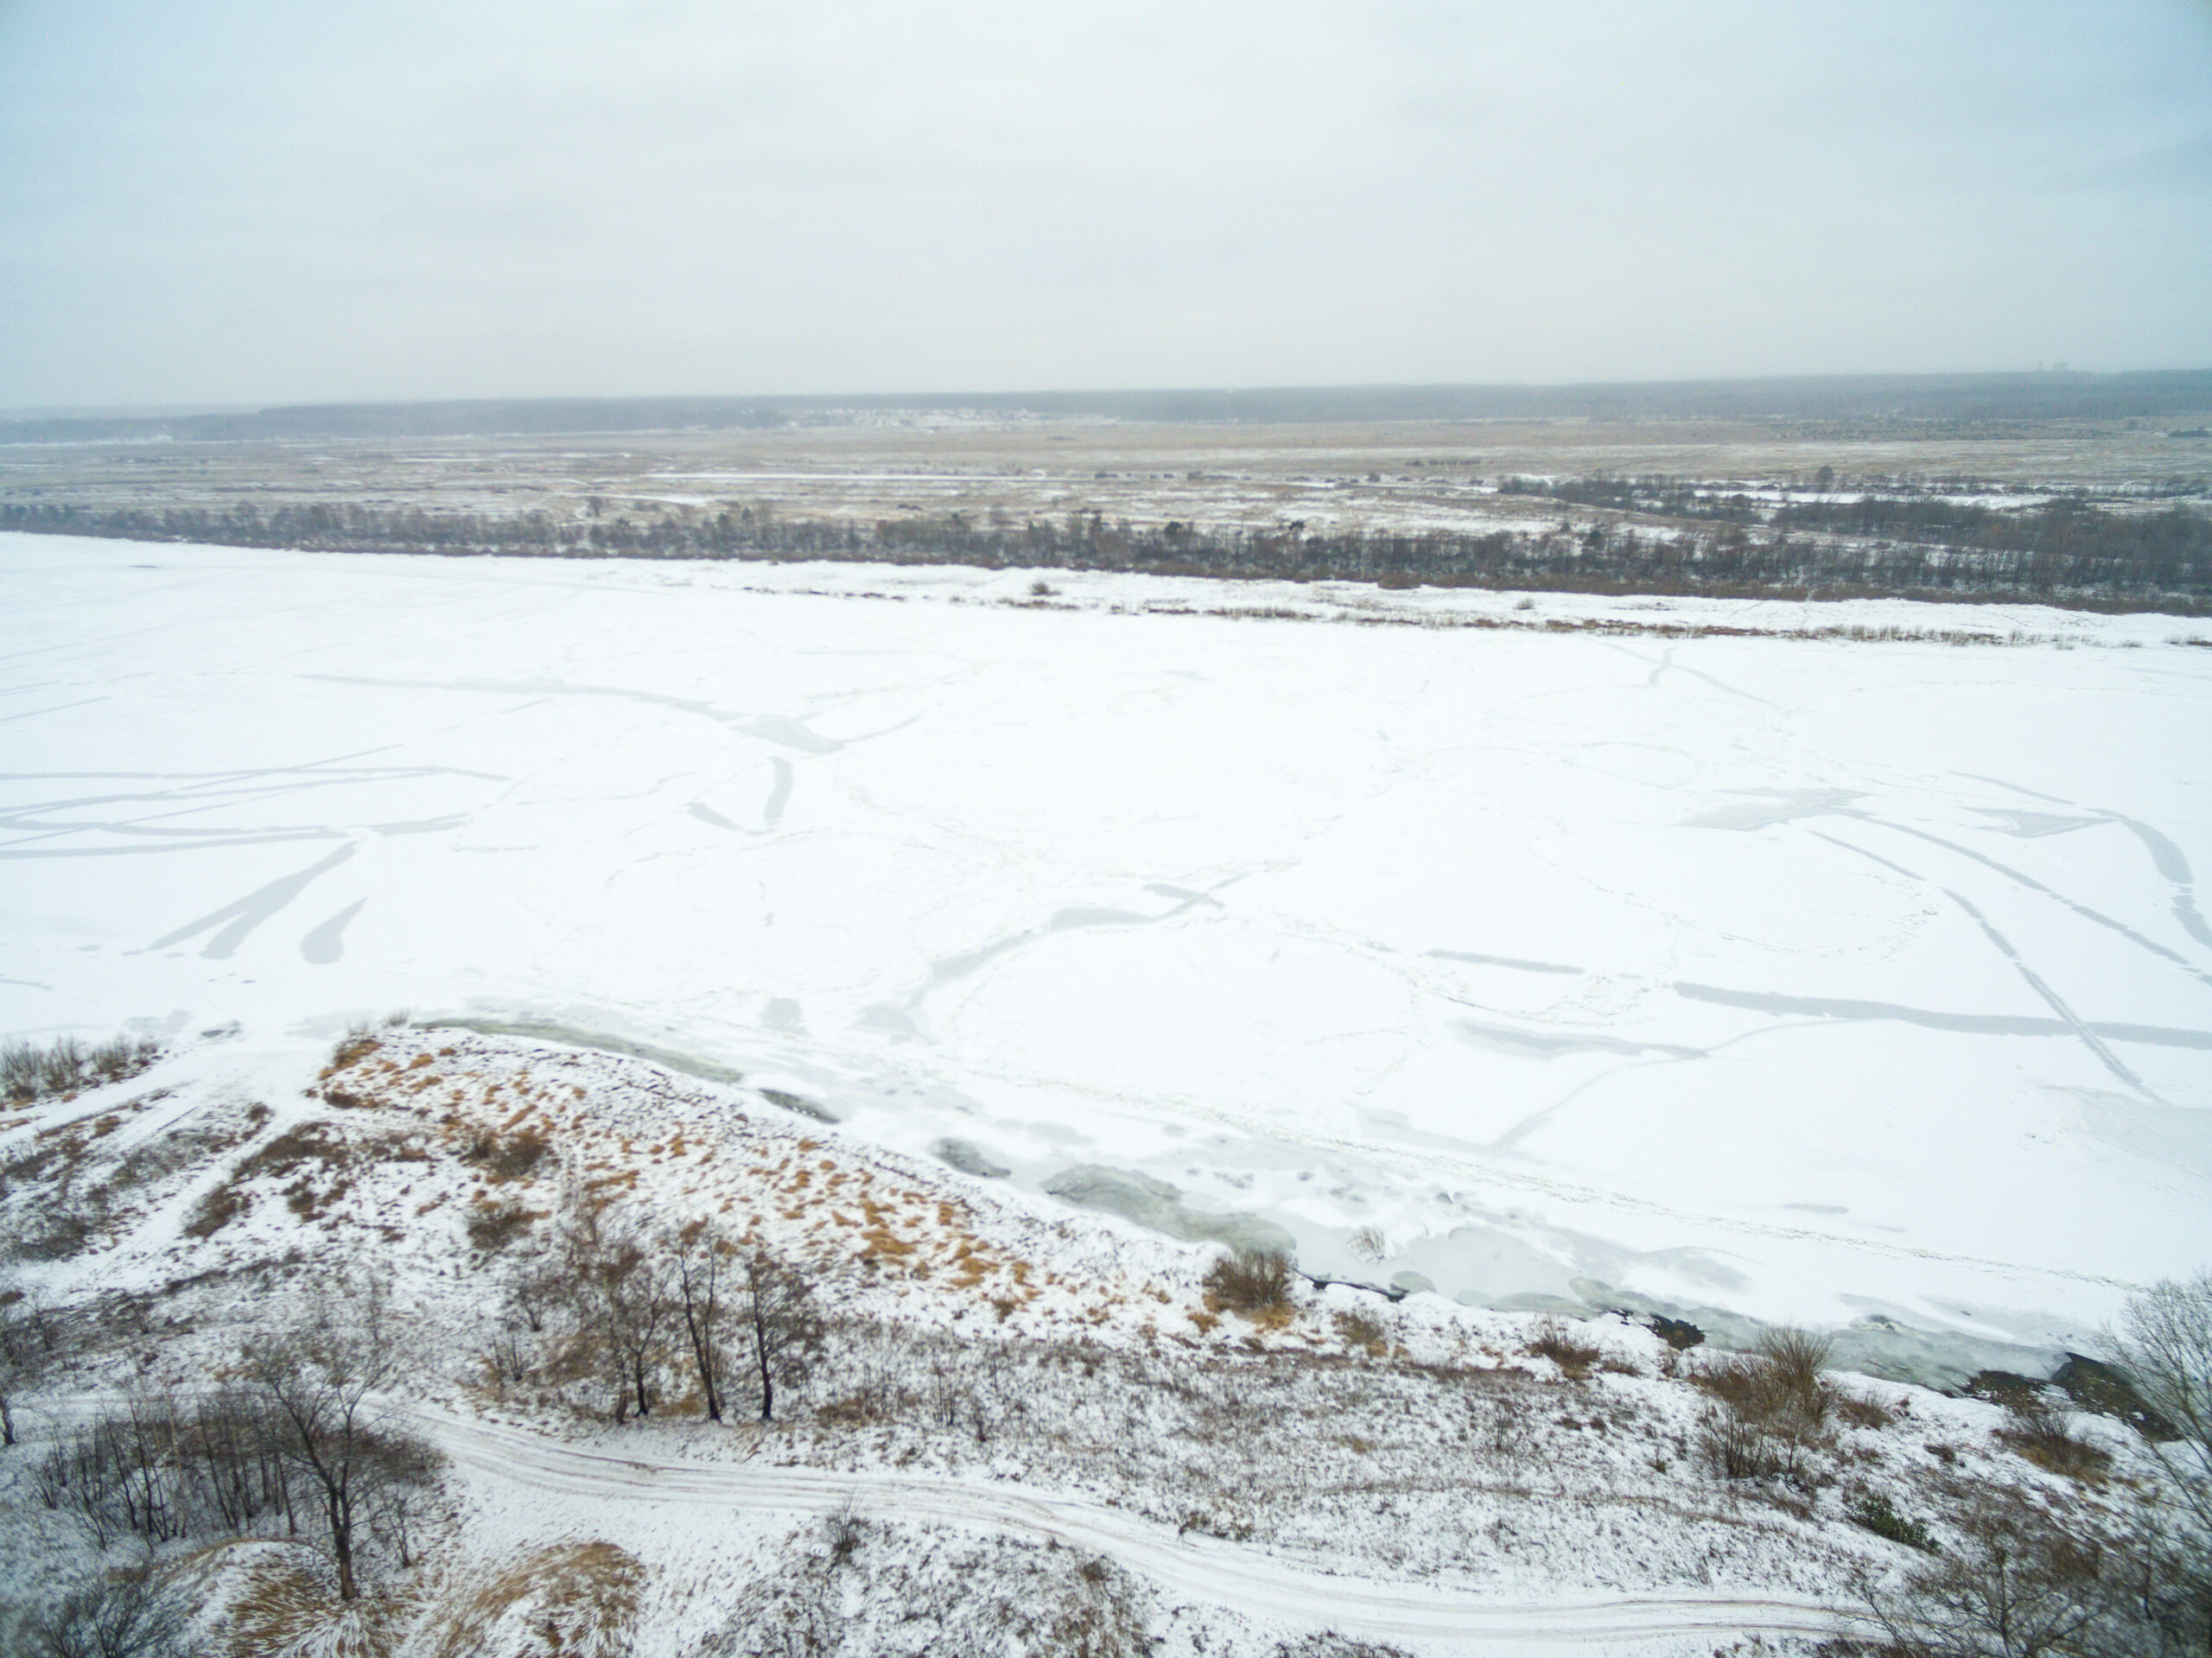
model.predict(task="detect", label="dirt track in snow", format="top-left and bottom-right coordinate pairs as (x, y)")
top-left (404, 1403), bottom-right (1861, 1652)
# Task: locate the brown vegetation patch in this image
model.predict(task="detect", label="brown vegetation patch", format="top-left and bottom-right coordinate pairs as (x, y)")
top-left (1835, 1393), bottom-right (1901, 1432)
top-left (221, 1545), bottom-right (411, 1658)
top-left (1203, 1248), bottom-right (1295, 1319)
top-left (1523, 1316), bottom-right (1602, 1380)
top-left (466, 1198), bottom-right (541, 1255)
top-left (184, 1183), bottom-right (251, 1239)
top-left (1995, 1397), bottom-right (2113, 1483)
top-left (430, 1540), bottom-right (645, 1658)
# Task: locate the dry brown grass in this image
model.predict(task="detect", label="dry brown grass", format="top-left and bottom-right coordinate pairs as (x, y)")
top-left (465, 1198), bottom-right (540, 1254)
top-left (1835, 1392), bottom-right (1901, 1432)
top-left (429, 1540), bottom-right (645, 1658)
top-left (221, 1547), bottom-right (411, 1658)
top-left (183, 1182), bottom-right (251, 1238)
top-left (1333, 1309), bottom-right (1389, 1356)
top-left (1996, 1397), bottom-right (2113, 1482)
top-left (1523, 1316), bottom-right (1603, 1381)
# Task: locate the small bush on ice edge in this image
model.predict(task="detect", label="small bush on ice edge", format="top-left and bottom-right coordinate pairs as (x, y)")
top-left (1202, 1248), bottom-right (1294, 1318)
top-left (1523, 1314), bottom-right (1603, 1379)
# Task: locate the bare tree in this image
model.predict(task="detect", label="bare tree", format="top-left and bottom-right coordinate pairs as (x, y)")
top-left (2101, 1271), bottom-right (2212, 1655)
top-left (23, 1569), bottom-right (188, 1658)
top-left (2108, 1270), bottom-right (2212, 1532)
top-left (242, 1287), bottom-right (441, 1601)
top-left (741, 1251), bottom-right (821, 1424)
top-left (560, 1199), bottom-right (672, 1421)
top-left (1859, 1498), bottom-right (2105, 1658)
top-left (674, 1221), bottom-right (737, 1422)
top-left (183, 1388), bottom-right (296, 1537)
top-left (1864, 1274), bottom-right (2212, 1658)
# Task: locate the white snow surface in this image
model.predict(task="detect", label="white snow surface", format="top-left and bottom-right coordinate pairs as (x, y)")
top-left (5, 534), bottom-right (2211, 1365)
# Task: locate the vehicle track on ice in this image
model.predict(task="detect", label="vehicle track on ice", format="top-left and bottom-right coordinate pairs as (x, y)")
top-left (404, 1403), bottom-right (1859, 1651)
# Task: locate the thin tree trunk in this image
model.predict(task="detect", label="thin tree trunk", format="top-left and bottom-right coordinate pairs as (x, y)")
top-left (753, 1302), bottom-right (775, 1423)
top-left (330, 1499), bottom-right (356, 1601)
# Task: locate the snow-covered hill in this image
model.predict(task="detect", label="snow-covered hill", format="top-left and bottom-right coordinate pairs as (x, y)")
top-left (0, 1023), bottom-right (2180, 1655)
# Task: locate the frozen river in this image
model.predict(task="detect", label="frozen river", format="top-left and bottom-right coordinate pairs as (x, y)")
top-left (6, 535), bottom-right (2209, 1375)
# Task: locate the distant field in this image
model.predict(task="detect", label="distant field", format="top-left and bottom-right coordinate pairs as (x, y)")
top-left (5, 410), bottom-right (2211, 607)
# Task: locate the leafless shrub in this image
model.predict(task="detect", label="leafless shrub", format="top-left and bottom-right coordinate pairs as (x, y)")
top-left (34, 1385), bottom-right (299, 1551)
top-left (1524, 1315), bottom-right (1603, 1380)
top-left (1699, 1340), bottom-right (1834, 1431)
top-left (478, 1322), bottom-right (535, 1387)
top-left (21, 1567), bottom-right (189, 1658)
top-left (1694, 1339), bottom-right (1835, 1486)
top-left (1347, 1225), bottom-right (1387, 1261)
top-left (0, 1033), bottom-right (158, 1103)
top-left (0, 1040), bottom-right (41, 1103)
top-left (1858, 1497), bottom-right (2105, 1658)
top-left (35, 1038), bottom-right (86, 1097)
top-left (88, 1036), bottom-right (160, 1087)
top-left (1751, 1324), bottom-right (1834, 1413)
top-left (1203, 1248), bottom-right (1294, 1317)
top-left (2107, 1268), bottom-right (2212, 1533)
top-left (823, 1498), bottom-right (865, 1568)
top-left (0, 1283), bottom-right (60, 1445)
top-left (1699, 1403), bottom-right (1789, 1483)
top-left (506, 1256), bottom-right (564, 1334)
top-left (1048, 1553), bottom-right (1149, 1658)
top-left (465, 1198), bottom-right (537, 1255)
top-left (14, 1199), bottom-right (100, 1261)
top-left (1996, 1395), bottom-right (2113, 1483)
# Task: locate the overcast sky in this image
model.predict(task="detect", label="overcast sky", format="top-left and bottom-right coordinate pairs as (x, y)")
top-left (2, 1), bottom-right (2208, 408)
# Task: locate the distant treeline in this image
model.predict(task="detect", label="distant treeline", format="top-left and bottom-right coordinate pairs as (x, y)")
top-left (1496, 477), bottom-right (2212, 594)
top-left (6, 369), bottom-right (2212, 445)
top-left (8, 497), bottom-right (2211, 608)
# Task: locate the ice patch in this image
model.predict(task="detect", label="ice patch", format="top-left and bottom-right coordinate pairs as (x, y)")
top-left (1684, 788), bottom-right (1862, 830)
top-left (298, 899), bottom-right (365, 965)
top-left (1044, 1165), bottom-right (1296, 1255)
top-left (1452, 1018), bottom-right (1703, 1060)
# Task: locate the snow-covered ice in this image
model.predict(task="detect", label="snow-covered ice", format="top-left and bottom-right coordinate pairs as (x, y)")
top-left (4, 534), bottom-right (2209, 1369)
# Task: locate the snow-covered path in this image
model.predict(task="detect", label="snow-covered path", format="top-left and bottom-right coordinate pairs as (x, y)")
top-left (6, 535), bottom-right (2211, 1360)
top-left (404, 1404), bottom-right (1856, 1652)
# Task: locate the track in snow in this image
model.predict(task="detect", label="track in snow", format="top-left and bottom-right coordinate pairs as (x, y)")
top-left (405, 1403), bottom-right (1860, 1652)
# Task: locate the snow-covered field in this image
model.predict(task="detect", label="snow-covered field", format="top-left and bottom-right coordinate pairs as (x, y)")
top-left (6, 534), bottom-right (2209, 1375)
